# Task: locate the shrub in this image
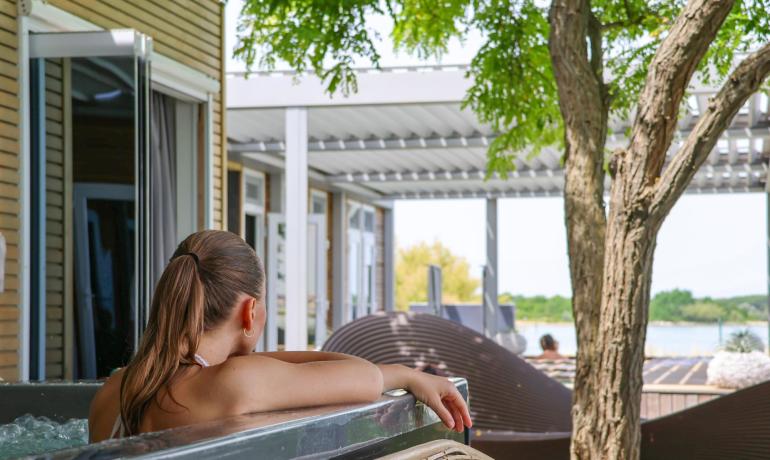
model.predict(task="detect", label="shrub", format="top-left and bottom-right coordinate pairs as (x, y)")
top-left (724, 329), bottom-right (765, 353)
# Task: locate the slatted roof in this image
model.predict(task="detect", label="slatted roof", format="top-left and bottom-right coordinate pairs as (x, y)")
top-left (227, 66), bottom-right (770, 200)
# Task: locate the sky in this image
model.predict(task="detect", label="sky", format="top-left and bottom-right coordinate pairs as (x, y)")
top-left (225, 1), bottom-right (767, 298)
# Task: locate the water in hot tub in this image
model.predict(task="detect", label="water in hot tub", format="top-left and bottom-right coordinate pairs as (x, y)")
top-left (0, 414), bottom-right (88, 459)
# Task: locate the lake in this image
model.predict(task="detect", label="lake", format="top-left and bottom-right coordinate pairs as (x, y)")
top-left (517, 322), bottom-right (770, 356)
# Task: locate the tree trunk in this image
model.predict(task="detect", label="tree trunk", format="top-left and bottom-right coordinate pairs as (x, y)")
top-left (564, 136), bottom-right (607, 460)
top-left (580, 3), bottom-right (739, 457)
top-left (550, 1), bottom-right (741, 458)
top-left (577, 148), bottom-right (663, 459)
top-left (548, 1), bottom-right (608, 458)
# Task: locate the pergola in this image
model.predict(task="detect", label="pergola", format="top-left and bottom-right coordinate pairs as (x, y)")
top-left (226, 65), bottom-right (770, 349)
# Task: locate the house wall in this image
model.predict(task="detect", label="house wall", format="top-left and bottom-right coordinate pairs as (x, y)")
top-left (0, 0), bottom-right (226, 381)
top-left (45, 58), bottom-right (65, 379)
top-left (0, 0), bottom-right (22, 381)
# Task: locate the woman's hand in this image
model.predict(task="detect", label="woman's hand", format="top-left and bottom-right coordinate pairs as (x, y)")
top-left (405, 371), bottom-right (472, 433)
top-left (376, 363), bottom-right (472, 433)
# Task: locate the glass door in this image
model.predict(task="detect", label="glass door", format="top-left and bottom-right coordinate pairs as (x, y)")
top-left (266, 213), bottom-right (285, 351)
top-left (29, 30), bottom-right (151, 379)
top-left (242, 170), bottom-right (266, 262)
top-left (266, 211), bottom-right (328, 350)
top-left (362, 208), bottom-right (377, 315)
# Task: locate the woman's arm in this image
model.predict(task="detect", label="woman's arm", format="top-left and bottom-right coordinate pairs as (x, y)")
top-left (216, 355), bottom-right (472, 433)
top-left (215, 353), bottom-right (383, 414)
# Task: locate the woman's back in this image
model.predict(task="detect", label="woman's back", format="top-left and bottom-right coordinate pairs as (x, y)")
top-left (90, 363), bottom-right (226, 442)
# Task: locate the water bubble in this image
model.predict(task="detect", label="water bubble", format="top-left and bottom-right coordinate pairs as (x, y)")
top-left (0, 414), bottom-right (88, 459)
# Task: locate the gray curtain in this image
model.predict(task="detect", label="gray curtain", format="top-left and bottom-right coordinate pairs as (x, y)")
top-left (150, 91), bottom-right (177, 289)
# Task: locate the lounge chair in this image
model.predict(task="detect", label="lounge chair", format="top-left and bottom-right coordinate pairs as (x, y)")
top-left (379, 439), bottom-right (494, 460)
top-left (323, 310), bottom-right (571, 433)
top-left (323, 312), bottom-right (770, 460)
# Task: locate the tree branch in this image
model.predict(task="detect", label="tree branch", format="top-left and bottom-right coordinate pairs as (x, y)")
top-left (626, 0), bottom-right (736, 187)
top-left (651, 43), bottom-right (770, 218)
top-left (549, 0), bottom-right (607, 147)
top-left (588, 11), bottom-right (604, 84)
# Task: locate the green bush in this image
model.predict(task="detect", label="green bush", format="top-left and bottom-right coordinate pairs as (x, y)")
top-left (505, 294), bottom-right (573, 322)
top-left (680, 302), bottom-right (724, 322)
top-left (649, 289), bottom-right (694, 322)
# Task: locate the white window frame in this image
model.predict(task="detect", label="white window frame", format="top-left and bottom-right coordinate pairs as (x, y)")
top-left (242, 168), bottom-right (267, 261)
top-left (18, 0), bottom-right (221, 381)
top-left (361, 206), bottom-right (377, 315)
top-left (346, 200), bottom-right (378, 319)
top-left (175, 100), bottom-right (199, 242)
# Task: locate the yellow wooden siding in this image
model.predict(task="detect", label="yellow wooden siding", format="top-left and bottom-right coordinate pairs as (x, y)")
top-left (45, 59), bottom-right (65, 379)
top-left (0, 0), bottom-right (18, 382)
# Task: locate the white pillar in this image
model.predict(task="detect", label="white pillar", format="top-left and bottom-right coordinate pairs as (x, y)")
top-left (332, 192), bottom-right (348, 329)
top-left (284, 108), bottom-right (308, 350)
top-left (383, 207), bottom-right (395, 312)
top-left (483, 198), bottom-right (498, 338)
top-left (766, 176), bottom-right (770, 353)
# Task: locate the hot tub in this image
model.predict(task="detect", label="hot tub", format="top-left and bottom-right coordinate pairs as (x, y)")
top-left (0, 378), bottom-right (468, 459)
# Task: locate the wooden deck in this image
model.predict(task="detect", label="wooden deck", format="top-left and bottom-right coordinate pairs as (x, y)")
top-left (526, 356), bottom-right (732, 419)
top-left (526, 356), bottom-right (713, 385)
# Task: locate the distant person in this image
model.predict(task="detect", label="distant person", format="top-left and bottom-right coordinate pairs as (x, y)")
top-left (536, 334), bottom-right (565, 360)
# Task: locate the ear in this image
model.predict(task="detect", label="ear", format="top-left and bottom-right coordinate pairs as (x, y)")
top-left (240, 297), bottom-right (255, 331)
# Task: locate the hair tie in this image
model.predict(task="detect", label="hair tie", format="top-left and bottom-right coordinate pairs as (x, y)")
top-left (172, 252), bottom-right (200, 265)
top-left (182, 252), bottom-right (199, 265)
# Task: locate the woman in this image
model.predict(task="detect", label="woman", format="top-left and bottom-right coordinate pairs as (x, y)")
top-left (89, 230), bottom-right (471, 442)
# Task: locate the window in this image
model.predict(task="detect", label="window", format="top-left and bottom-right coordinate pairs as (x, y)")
top-left (311, 190), bottom-right (328, 215)
top-left (28, 31), bottom-right (151, 380)
top-left (227, 170), bottom-right (241, 234)
top-left (364, 209), bottom-right (375, 233)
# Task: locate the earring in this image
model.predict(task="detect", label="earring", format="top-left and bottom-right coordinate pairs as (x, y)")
top-left (243, 328), bottom-right (254, 338)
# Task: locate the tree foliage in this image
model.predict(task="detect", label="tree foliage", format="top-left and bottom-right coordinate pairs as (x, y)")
top-left (500, 293), bottom-right (574, 322)
top-left (650, 289), bottom-right (767, 323)
top-left (395, 241), bottom-right (481, 311)
top-left (649, 289), bottom-right (695, 321)
top-left (503, 290), bottom-right (767, 323)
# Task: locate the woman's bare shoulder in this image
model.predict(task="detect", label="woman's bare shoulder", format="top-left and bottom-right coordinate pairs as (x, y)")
top-left (215, 353), bottom-right (290, 373)
top-left (203, 354), bottom-right (295, 411)
top-left (88, 369), bottom-right (123, 442)
top-left (210, 354), bottom-right (286, 384)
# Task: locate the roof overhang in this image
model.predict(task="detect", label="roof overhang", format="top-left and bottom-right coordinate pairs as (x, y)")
top-left (227, 66), bottom-right (770, 200)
